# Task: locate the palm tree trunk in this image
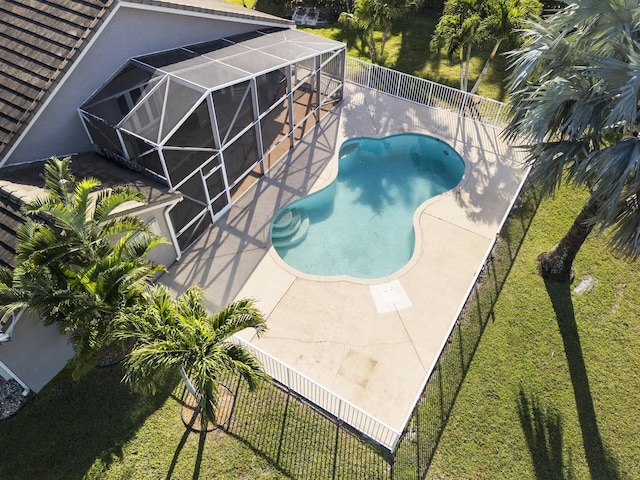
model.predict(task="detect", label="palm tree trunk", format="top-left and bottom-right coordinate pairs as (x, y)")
top-left (537, 200), bottom-right (599, 282)
top-left (463, 41), bottom-right (473, 91)
top-left (368, 30), bottom-right (377, 63)
top-left (180, 366), bottom-right (200, 401)
top-left (470, 39), bottom-right (502, 96)
top-left (380, 30), bottom-right (389, 61)
top-left (459, 49), bottom-right (465, 91)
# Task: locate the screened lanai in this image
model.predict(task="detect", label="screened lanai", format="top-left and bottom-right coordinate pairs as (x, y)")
top-left (79, 28), bottom-right (345, 251)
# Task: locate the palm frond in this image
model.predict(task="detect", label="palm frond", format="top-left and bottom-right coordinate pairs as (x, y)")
top-left (119, 284), bottom-right (269, 427)
top-left (0, 267), bottom-right (14, 289)
top-left (99, 216), bottom-right (148, 241)
top-left (42, 156), bottom-right (76, 203)
top-left (219, 343), bottom-right (268, 390)
top-left (73, 177), bottom-right (101, 218)
top-left (211, 298), bottom-right (267, 339)
top-left (175, 286), bottom-right (208, 321)
top-left (503, 0), bottom-right (640, 258)
top-left (93, 187), bottom-right (145, 223)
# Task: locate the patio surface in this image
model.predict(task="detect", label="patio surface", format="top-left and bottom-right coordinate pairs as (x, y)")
top-left (160, 83), bottom-right (528, 440)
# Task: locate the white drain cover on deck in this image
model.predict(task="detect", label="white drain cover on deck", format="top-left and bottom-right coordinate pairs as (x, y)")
top-left (370, 280), bottom-right (412, 313)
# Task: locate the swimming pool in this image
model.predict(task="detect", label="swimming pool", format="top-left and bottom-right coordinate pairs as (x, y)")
top-left (271, 133), bottom-right (465, 279)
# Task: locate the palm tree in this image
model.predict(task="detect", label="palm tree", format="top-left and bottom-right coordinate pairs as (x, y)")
top-left (502, 1), bottom-right (640, 281)
top-left (340, 0), bottom-right (415, 64)
top-left (468, 0), bottom-right (542, 95)
top-left (116, 285), bottom-right (268, 429)
top-left (18, 157), bottom-right (158, 268)
top-left (431, 0), bottom-right (485, 91)
top-left (0, 157), bottom-right (167, 377)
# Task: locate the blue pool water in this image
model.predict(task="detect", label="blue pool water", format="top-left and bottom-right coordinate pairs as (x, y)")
top-left (271, 133), bottom-right (465, 279)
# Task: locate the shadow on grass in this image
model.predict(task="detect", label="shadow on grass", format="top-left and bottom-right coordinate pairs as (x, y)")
top-left (544, 280), bottom-right (621, 480)
top-left (320, 23), bottom-right (367, 59)
top-left (0, 364), bottom-right (177, 480)
top-left (391, 15), bottom-right (437, 75)
top-left (166, 427), bottom-right (192, 479)
top-left (192, 430), bottom-right (207, 479)
top-left (517, 387), bottom-right (573, 480)
top-left (222, 374), bottom-right (391, 479)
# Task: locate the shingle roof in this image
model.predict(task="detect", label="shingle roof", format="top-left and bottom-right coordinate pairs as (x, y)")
top-left (0, 0), bottom-right (114, 160)
top-left (0, 193), bottom-right (27, 270)
top-left (0, 152), bottom-right (181, 207)
top-left (0, 0), bottom-right (292, 162)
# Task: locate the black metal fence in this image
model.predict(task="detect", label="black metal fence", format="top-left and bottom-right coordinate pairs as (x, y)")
top-left (391, 184), bottom-right (540, 478)
top-left (221, 374), bottom-right (392, 479)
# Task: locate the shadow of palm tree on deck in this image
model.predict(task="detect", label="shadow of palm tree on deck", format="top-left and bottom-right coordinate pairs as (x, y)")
top-left (543, 280), bottom-right (621, 480)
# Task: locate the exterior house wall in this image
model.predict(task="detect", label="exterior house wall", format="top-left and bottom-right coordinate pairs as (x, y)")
top-left (5, 5), bottom-right (288, 166)
top-left (135, 206), bottom-right (180, 267)
top-left (0, 312), bottom-right (74, 392)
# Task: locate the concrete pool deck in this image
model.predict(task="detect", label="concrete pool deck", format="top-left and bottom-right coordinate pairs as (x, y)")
top-left (160, 83), bottom-right (528, 442)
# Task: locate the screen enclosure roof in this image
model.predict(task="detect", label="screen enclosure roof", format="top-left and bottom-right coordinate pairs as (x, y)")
top-left (84, 27), bottom-right (345, 107)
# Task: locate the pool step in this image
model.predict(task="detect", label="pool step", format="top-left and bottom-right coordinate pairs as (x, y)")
top-left (272, 208), bottom-right (309, 248)
top-left (272, 208), bottom-right (302, 238)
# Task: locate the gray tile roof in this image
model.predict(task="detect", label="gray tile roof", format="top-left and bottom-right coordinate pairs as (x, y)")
top-left (0, 0), bottom-right (114, 160)
top-left (0, 0), bottom-right (292, 162)
top-left (0, 193), bottom-right (27, 270)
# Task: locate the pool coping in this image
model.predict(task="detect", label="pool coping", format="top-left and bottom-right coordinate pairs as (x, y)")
top-left (267, 131), bottom-right (473, 286)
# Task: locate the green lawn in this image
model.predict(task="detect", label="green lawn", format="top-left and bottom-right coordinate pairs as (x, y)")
top-left (0, 364), bottom-right (386, 479)
top-left (0, 368), bottom-right (284, 479)
top-left (3, 187), bottom-right (637, 479)
top-left (426, 186), bottom-right (640, 479)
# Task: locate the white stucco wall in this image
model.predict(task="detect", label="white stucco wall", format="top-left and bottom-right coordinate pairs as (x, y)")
top-left (0, 312), bottom-right (74, 392)
top-left (135, 206), bottom-right (180, 267)
top-left (5, 4), bottom-right (290, 165)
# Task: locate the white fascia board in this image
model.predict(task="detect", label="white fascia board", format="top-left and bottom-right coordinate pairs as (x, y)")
top-left (108, 194), bottom-right (183, 219)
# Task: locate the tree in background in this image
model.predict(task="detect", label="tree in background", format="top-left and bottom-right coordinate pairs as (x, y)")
top-left (503, 1), bottom-right (640, 281)
top-left (340, 0), bottom-right (419, 64)
top-left (430, 0), bottom-right (484, 91)
top-left (469, 0), bottom-right (542, 95)
top-left (431, 0), bottom-right (540, 93)
top-left (0, 157), bottom-right (166, 378)
top-left (116, 285), bottom-right (268, 429)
